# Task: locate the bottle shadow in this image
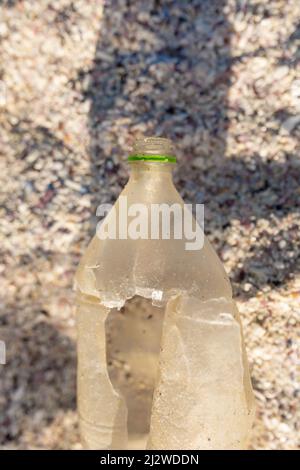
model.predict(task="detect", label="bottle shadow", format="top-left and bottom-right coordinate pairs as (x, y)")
top-left (87, 0), bottom-right (231, 225)
top-left (178, 153), bottom-right (300, 299)
top-left (87, 0), bottom-right (299, 298)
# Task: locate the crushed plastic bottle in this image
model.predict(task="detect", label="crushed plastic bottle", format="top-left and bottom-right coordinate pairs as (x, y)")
top-left (75, 137), bottom-right (255, 450)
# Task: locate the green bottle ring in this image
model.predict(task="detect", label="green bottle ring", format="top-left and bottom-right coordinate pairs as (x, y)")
top-left (128, 154), bottom-right (177, 163)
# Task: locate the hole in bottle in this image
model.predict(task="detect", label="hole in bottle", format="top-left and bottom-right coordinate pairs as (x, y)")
top-left (105, 295), bottom-right (165, 449)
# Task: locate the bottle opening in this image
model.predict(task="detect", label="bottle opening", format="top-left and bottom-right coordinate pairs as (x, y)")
top-left (128, 137), bottom-right (176, 163)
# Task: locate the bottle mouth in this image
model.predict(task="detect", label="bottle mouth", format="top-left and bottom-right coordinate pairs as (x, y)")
top-left (128, 137), bottom-right (176, 163)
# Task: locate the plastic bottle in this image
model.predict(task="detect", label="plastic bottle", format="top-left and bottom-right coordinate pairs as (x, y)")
top-left (75, 137), bottom-right (255, 450)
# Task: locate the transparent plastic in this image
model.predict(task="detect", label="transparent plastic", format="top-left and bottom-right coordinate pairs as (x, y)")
top-left (75, 138), bottom-right (255, 450)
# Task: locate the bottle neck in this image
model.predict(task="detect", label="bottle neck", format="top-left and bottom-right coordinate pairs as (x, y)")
top-left (128, 161), bottom-right (175, 183)
top-left (127, 137), bottom-right (177, 193)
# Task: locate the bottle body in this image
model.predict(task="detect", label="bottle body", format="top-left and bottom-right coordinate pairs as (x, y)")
top-left (75, 143), bottom-right (255, 449)
top-left (148, 296), bottom-right (254, 449)
top-left (77, 297), bottom-right (128, 449)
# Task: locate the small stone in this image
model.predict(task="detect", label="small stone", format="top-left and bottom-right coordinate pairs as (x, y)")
top-left (243, 283), bottom-right (253, 292)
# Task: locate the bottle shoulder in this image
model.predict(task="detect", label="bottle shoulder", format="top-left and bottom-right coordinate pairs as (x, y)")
top-left (75, 233), bottom-right (232, 307)
top-left (75, 184), bottom-right (232, 306)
